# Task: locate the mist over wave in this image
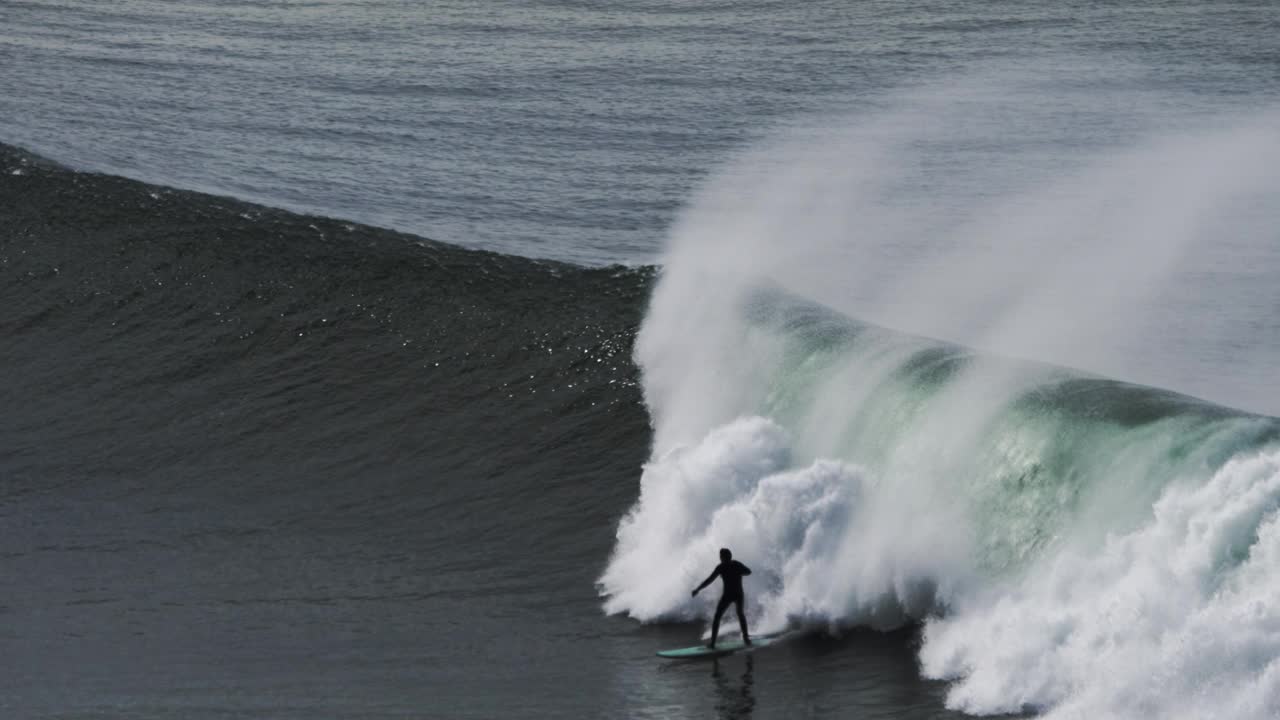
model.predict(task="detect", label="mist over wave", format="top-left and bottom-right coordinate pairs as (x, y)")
top-left (601, 68), bottom-right (1280, 718)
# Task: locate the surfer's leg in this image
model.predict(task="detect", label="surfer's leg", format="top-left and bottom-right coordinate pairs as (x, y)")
top-left (735, 597), bottom-right (750, 644)
top-left (710, 595), bottom-right (731, 648)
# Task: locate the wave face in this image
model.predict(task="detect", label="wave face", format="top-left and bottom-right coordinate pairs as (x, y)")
top-left (0, 140), bottom-right (653, 596)
top-left (601, 79), bottom-right (1280, 718)
top-left (1, 142), bottom-right (695, 717)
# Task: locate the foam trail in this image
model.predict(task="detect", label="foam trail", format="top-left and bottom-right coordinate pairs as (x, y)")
top-left (602, 65), bottom-right (1280, 718)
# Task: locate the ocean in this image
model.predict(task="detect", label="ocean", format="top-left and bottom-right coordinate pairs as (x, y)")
top-left (3, 1), bottom-right (1280, 718)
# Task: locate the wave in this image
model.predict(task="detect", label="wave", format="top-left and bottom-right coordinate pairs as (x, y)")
top-left (600, 284), bottom-right (1278, 615)
top-left (0, 142), bottom-right (654, 556)
top-left (601, 75), bottom-right (1280, 719)
top-left (603, 283), bottom-right (1280, 717)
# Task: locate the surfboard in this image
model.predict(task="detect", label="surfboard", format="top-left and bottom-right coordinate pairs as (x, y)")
top-left (656, 632), bottom-right (787, 659)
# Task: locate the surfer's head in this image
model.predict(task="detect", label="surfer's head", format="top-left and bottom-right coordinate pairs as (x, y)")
top-left (720, 547), bottom-right (731, 562)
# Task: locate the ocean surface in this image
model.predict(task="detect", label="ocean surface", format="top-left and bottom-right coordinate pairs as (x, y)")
top-left (3, 1), bottom-right (1280, 719)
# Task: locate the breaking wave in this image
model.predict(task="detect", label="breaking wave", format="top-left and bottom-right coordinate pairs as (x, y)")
top-left (601, 74), bottom-right (1280, 718)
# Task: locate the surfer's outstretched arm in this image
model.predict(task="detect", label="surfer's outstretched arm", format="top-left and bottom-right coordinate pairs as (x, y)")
top-left (739, 562), bottom-right (751, 575)
top-left (692, 567), bottom-right (721, 596)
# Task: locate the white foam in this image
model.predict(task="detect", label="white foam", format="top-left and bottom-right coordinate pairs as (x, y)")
top-left (599, 416), bottom-right (974, 633)
top-left (921, 449), bottom-right (1280, 719)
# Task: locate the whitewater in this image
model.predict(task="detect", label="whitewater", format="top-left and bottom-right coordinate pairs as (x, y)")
top-left (601, 76), bottom-right (1280, 718)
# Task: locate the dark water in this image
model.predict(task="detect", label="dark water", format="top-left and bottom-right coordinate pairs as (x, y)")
top-left (4, 1), bottom-right (1280, 717)
top-left (0, 145), bottom-right (977, 718)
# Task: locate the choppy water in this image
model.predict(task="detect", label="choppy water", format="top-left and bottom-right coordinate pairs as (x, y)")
top-left (4, 0), bottom-right (1277, 266)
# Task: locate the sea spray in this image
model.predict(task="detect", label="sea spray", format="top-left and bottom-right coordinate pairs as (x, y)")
top-left (603, 67), bottom-right (1280, 718)
top-left (640, 70), bottom-right (1280, 419)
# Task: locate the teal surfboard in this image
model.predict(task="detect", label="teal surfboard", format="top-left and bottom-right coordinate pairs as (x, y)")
top-left (656, 632), bottom-right (787, 659)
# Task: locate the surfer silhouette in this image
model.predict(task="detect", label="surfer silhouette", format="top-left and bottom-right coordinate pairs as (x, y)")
top-left (692, 547), bottom-right (752, 649)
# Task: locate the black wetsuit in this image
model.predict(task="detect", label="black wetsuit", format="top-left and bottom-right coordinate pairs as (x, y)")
top-left (698, 560), bottom-right (752, 647)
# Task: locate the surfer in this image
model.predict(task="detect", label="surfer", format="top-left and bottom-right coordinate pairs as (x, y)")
top-left (691, 547), bottom-right (752, 649)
